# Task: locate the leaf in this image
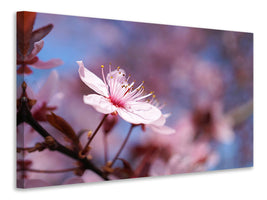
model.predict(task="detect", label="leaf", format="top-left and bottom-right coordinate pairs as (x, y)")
top-left (31, 24), bottom-right (53, 43)
top-left (17, 11), bottom-right (36, 57)
top-left (46, 112), bottom-right (81, 150)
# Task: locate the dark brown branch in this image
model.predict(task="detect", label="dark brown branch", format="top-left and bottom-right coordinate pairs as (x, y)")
top-left (17, 167), bottom-right (79, 174)
top-left (17, 91), bottom-right (109, 180)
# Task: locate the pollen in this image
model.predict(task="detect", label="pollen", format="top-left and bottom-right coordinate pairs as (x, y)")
top-left (87, 130), bottom-right (93, 138)
top-left (110, 76), bottom-right (113, 79)
top-left (101, 65), bottom-right (104, 68)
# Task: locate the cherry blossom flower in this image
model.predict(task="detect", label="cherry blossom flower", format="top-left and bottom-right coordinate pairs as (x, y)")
top-left (77, 61), bottom-right (162, 124)
top-left (149, 142), bottom-right (218, 176)
top-left (29, 70), bottom-right (64, 122)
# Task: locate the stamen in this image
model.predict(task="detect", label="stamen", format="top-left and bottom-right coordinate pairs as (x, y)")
top-left (109, 63), bottom-right (111, 73)
top-left (101, 66), bottom-right (108, 87)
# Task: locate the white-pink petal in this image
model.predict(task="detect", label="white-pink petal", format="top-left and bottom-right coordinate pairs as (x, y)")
top-left (77, 61), bottom-right (109, 97)
top-left (149, 124), bottom-right (176, 135)
top-left (149, 114), bottom-right (166, 126)
top-left (32, 58), bottom-right (63, 69)
top-left (83, 94), bottom-right (117, 114)
top-left (117, 102), bottom-right (161, 124)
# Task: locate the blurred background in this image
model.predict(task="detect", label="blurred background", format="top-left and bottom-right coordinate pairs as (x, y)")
top-left (18, 12), bottom-right (253, 186)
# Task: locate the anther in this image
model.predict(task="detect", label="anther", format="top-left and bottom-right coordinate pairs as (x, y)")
top-left (101, 65), bottom-right (104, 68)
top-left (87, 130), bottom-right (92, 138)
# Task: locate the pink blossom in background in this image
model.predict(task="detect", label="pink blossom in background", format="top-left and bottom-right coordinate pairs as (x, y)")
top-left (149, 142), bottom-right (218, 176)
top-left (190, 101), bottom-right (235, 144)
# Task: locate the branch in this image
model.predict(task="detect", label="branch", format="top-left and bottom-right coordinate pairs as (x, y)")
top-left (226, 99), bottom-right (253, 127)
top-left (17, 167), bottom-right (79, 174)
top-left (17, 89), bottom-right (109, 180)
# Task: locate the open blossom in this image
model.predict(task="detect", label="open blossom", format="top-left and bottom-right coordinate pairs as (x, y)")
top-left (77, 61), bottom-right (162, 124)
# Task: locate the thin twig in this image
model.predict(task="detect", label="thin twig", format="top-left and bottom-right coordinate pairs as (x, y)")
top-left (103, 133), bottom-right (109, 164)
top-left (110, 124), bottom-right (136, 167)
top-left (81, 114), bottom-right (108, 155)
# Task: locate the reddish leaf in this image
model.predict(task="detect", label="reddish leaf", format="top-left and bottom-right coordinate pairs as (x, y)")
top-left (17, 11), bottom-right (36, 56)
top-left (31, 24), bottom-right (53, 43)
top-left (46, 112), bottom-right (81, 150)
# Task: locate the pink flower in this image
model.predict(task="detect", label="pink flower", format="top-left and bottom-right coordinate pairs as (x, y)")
top-left (77, 61), bottom-right (162, 124)
top-left (149, 142), bottom-right (218, 176)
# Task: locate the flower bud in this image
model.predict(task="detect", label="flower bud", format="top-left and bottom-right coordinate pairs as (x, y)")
top-left (103, 114), bottom-right (118, 134)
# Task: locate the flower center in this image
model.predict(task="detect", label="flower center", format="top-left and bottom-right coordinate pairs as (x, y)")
top-left (109, 96), bottom-right (125, 108)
